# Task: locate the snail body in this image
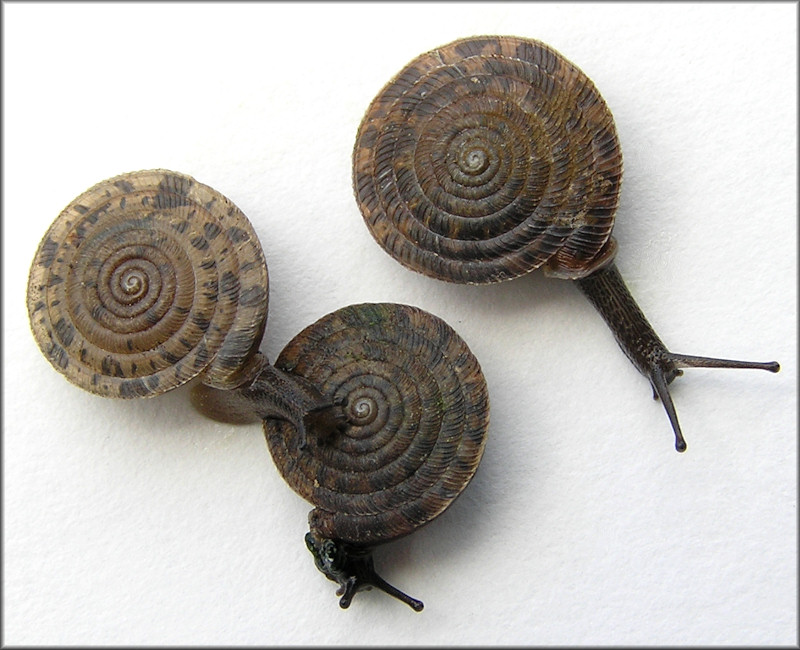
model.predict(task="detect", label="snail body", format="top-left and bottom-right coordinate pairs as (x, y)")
top-left (263, 302), bottom-right (490, 611)
top-left (27, 169), bottom-right (343, 441)
top-left (352, 35), bottom-right (780, 452)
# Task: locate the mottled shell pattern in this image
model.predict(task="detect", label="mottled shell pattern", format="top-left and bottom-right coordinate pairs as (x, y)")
top-left (353, 35), bottom-right (623, 283)
top-left (27, 170), bottom-right (269, 398)
top-left (264, 303), bottom-right (489, 546)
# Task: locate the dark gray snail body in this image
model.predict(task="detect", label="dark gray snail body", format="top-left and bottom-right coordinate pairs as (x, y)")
top-left (352, 35), bottom-right (780, 452)
top-left (27, 175), bottom-right (489, 611)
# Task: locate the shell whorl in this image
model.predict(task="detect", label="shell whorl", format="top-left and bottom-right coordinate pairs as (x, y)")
top-left (353, 35), bottom-right (623, 283)
top-left (264, 303), bottom-right (489, 546)
top-left (27, 169), bottom-right (269, 398)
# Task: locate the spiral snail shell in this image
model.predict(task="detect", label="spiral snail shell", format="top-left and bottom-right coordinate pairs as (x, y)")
top-left (354, 35), bottom-right (621, 284)
top-left (27, 170), bottom-right (342, 442)
top-left (353, 35), bottom-right (780, 452)
top-left (27, 169), bottom-right (269, 396)
top-left (264, 302), bottom-right (490, 611)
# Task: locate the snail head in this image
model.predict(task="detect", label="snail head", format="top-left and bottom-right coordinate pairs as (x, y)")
top-left (304, 532), bottom-right (424, 612)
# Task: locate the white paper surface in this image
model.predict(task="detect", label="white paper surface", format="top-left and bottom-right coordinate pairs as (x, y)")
top-left (3, 2), bottom-right (796, 645)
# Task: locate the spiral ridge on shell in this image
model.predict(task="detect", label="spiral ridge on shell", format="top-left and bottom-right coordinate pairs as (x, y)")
top-left (27, 170), bottom-right (269, 398)
top-left (353, 35), bottom-right (623, 283)
top-left (264, 303), bottom-right (489, 546)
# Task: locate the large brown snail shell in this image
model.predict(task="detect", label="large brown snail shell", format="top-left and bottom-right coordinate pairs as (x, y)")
top-left (264, 302), bottom-right (489, 609)
top-left (27, 169), bottom-right (269, 398)
top-left (352, 35), bottom-right (779, 453)
top-left (353, 35), bottom-right (623, 284)
top-left (265, 302), bottom-right (489, 543)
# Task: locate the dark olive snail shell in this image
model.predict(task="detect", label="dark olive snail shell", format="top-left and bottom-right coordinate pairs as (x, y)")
top-left (264, 302), bottom-right (490, 611)
top-left (27, 169), bottom-right (269, 396)
top-left (353, 35), bottom-right (779, 452)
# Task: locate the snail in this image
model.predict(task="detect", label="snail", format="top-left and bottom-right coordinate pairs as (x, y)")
top-left (26, 169), bottom-right (344, 446)
top-left (263, 302), bottom-right (489, 611)
top-left (200, 302), bottom-right (490, 610)
top-left (26, 172), bottom-right (490, 611)
top-left (352, 35), bottom-right (780, 453)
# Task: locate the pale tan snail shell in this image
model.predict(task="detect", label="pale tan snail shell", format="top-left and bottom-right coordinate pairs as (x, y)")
top-left (27, 169), bottom-right (269, 396)
top-left (27, 169), bottom-right (341, 441)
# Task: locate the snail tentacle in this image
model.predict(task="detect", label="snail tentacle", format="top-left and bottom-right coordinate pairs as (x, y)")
top-left (575, 262), bottom-right (780, 452)
top-left (305, 533), bottom-right (424, 612)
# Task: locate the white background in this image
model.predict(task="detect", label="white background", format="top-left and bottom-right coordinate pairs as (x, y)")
top-left (3, 2), bottom-right (797, 645)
